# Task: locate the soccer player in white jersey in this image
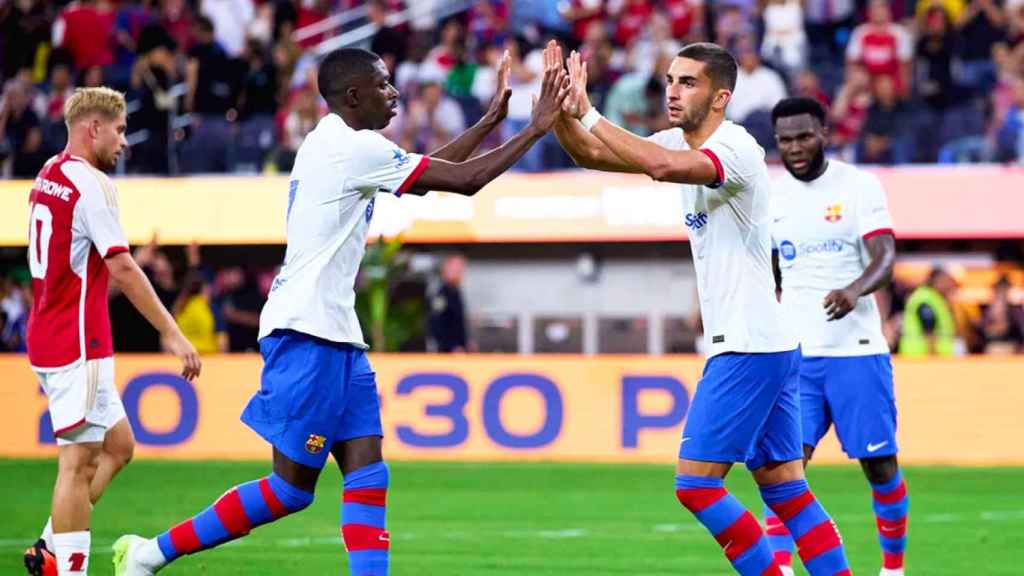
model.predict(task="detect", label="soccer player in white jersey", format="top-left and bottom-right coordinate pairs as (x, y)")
top-left (113, 48), bottom-right (568, 575)
top-left (551, 42), bottom-right (851, 575)
top-left (21, 87), bottom-right (201, 576)
top-left (765, 97), bottom-right (907, 576)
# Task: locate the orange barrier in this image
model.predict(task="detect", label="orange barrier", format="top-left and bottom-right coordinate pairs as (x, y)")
top-left (2, 354), bottom-right (1022, 465)
top-left (3, 167), bottom-right (1024, 245)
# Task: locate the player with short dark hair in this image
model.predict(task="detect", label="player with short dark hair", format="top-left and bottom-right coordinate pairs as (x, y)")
top-left (552, 42), bottom-right (851, 576)
top-left (112, 47), bottom-right (568, 576)
top-left (766, 96), bottom-right (906, 576)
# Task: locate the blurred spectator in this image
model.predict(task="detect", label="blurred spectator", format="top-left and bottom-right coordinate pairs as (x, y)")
top-left (276, 84), bottom-right (320, 171)
top-left (996, 75), bottom-right (1024, 161)
top-left (53, 0), bottom-right (117, 73)
top-left (501, 36), bottom-right (545, 171)
top-left (129, 24), bottom-right (178, 174)
top-left (917, 6), bottom-right (961, 112)
top-left (981, 276), bottom-right (1024, 353)
top-left (728, 37), bottom-right (787, 148)
top-left (34, 58), bottom-right (74, 157)
top-left (858, 75), bottom-right (913, 164)
top-left (468, 0), bottom-right (509, 47)
top-left (295, 0), bottom-right (331, 50)
top-left (626, 13), bottom-right (681, 78)
top-left (182, 15), bottom-right (243, 173)
top-left (79, 66), bottom-right (107, 89)
top-left (369, 0), bottom-right (407, 73)
top-left (201, 0), bottom-right (255, 57)
top-left (0, 268), bottom-right (30, 352)
top-left (609, 0), bottom-right (654, 48)
top-left (110, 237), bottom-right (178, 352)
top-left (425, 18), bottom-right (468, 75)
top-left (173, 243), bottom-right (227, 354)
top-left (561, 0), bottom-right (605, 45)
top-left (899, 268), bottom-right (959, 356)
top-left (846, 0), bottom-right (913, 95)
top-left (400, 72), bottom-right (466, 153)
top-left (237, 38), bottom-right (279, 171)
top-left (956, 0), bottom-right (1007, 95)
top-left (429, 255), bottom-right (468, 353)
top-left (803, 0), bottom-right (857, 66)
top-left (794, 69), bottom-right (830, 107)
top-left (219, 266), bottom-right (263, 352)
top-left (830, 64), bottom-right (873, 151)
top-left (604, 53), bottom-right (670, 136)
top-left (663, 0), bottom-right (704, 41)
top-left (113, 0), bottom-right (158, 88)
top-left (0, 0), bottom-right (55, 83)
top-left (761, 0), bottom-right (807, 77)
top-left (712, 2), bottom-right (754, 49)
top-left (580, 24), bottom-right (619, 114)
top-left (0, 78), bottom-right (46, 178)
top-left (158, 0), bottom-right (196, 54)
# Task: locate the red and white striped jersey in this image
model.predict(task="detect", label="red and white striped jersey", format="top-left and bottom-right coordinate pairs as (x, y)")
top-left (26, 152), bottom-right (129, 371)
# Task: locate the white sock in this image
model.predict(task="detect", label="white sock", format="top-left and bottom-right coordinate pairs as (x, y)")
top-left (53, 531), bottom-right (90, 575)
top-left (137, 537), bottom-right (168, 571)
top-left (40, 517), bottom-right (54, 551)
top-left (880, 569), bottom-right (905, 576)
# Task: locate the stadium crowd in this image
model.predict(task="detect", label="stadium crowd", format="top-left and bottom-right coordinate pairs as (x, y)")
top-left (4, 0), bottom-right (1024, 177)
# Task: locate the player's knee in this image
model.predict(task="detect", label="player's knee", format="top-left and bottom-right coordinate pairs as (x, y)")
top-left (861, 455), bottom-right (898, 484)
top-left (268, 473), bottom-right (315, 513)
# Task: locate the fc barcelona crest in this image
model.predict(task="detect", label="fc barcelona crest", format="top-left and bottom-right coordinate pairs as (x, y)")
top-left (825, 204), bottom-right (843, 223)
top-left (305, 434), bottom-right (326, 454)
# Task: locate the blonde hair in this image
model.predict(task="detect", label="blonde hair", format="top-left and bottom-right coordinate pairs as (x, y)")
top-left (64, 87), bottom-right (127, 128)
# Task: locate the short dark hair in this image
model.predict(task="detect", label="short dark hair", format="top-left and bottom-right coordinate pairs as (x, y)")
top-left (317, 48), bottom-right (382, 106)
top-left (771, 97), bottom-right (827, 127)
top-left (676, 43), bottom-right (738, 92)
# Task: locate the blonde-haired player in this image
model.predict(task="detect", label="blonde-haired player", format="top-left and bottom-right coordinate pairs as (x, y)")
top-left (23, 87), bottom-right (200, 576)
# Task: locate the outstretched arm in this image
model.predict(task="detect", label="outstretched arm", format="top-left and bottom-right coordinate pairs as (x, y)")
top-left (415, 49), bottom-right (569, 196)
top-left (565, 51), bottom-right (718, 185)
top-left (428, 51), bottom-right (513, 163)
top-left (548, 42), bottom-right (640, 172)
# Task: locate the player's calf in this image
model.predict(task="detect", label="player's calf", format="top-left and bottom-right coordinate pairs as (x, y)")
top-left (863, 458), bottom-right (908, 576)
top-left (759, 479), bottom-right (851, 576)
top-left (115, 474), bottom-right (314, 574)
top-left (675, 474), bottom-right (783, 576)
top-left (341, 462), bottom-right (390, 576)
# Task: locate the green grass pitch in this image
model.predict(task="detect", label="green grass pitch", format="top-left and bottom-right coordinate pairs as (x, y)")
top-left (1, 460), bottom-right (1021, 575)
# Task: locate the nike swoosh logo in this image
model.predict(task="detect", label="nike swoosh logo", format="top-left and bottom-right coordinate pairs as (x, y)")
top-left (866, 441), bottom-right (889, 453)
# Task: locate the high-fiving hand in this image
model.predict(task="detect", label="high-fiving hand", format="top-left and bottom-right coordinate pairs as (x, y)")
top-left (483, 49), bottom-right (512, 124)
top-left (563, 49), bottom-right (593, 120)
top-left (528, 40), bottom-right (571, 132)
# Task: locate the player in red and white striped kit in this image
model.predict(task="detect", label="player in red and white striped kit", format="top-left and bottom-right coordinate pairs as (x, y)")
top-left (22, 87), bottom-right (201, 576)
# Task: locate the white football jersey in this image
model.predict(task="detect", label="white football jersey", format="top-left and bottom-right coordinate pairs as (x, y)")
top-left (771, 160), bottom-right (893, 357)
top-left (648, 121), bottom-right (798, 357)
top-left (259, 113), bottom-right (428, 346)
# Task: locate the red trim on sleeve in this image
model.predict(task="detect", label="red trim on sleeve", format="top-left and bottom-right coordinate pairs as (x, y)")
top-left (53, 418), bottom-right (87, 436)
top-left (396, 156), bottom-right (430, 196)
top-left (699, 148), bottom-right (725, 188)
top-left (104, 246), bottom-right (129, 258)
top-left (862, 228), bottom-right (895, 241)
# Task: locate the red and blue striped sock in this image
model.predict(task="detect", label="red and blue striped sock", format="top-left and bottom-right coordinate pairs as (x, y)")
top-left (872, 470), bottom-right (908, 571)
top-left (675, 475), bottom-right (783, 576)
top-left (342, 462), bottom-right (389, 576)
top-left (763, 503), bottom-right (795, 568)
top-left (760, 480), bottom-right (850, 576)
top-left (156, 473), bottom-right (314, 562)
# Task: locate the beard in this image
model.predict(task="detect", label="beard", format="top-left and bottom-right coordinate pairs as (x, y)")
top-left (786, 145), bottom-right (826, 181)
top-left (672, 94), bottom-right (713, 133)
top-left (95, 145), bottom-right (121, 172)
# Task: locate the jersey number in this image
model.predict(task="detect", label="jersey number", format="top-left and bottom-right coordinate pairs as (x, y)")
top-left (68, 552), bottom-right (87, 571)
top-left (28, 203), bottom-right (53, 279)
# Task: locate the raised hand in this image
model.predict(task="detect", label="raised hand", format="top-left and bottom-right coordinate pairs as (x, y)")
top-left (483, 49), bottom-right (512, 124)
top-left (564, 50), bottom-right (593, 120)
top-left (529, 40), bottom-right (570, 132)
